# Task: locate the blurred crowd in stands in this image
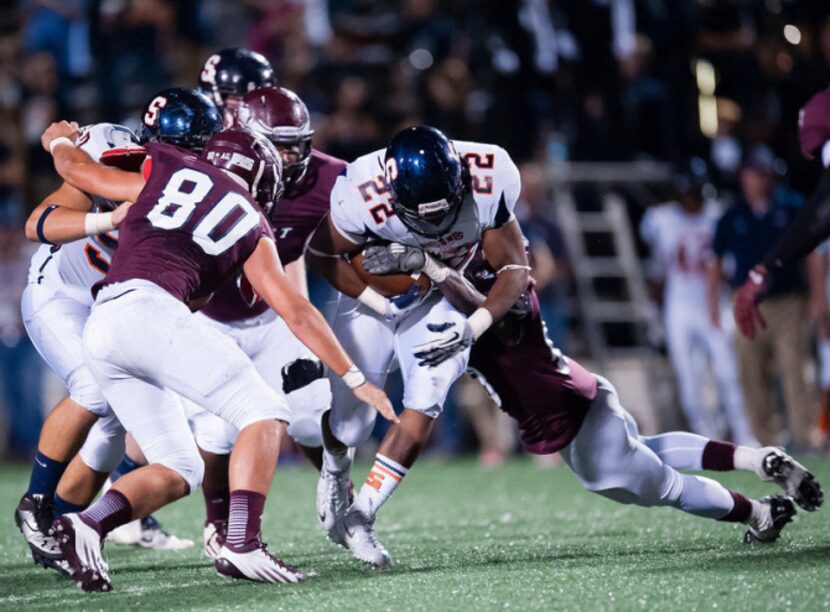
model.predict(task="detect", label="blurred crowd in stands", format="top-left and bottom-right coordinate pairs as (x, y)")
top-left (0, 0), bottom-right (828, 461)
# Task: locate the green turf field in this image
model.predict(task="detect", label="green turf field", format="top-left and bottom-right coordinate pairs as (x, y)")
top-left (0, 457), bottom-right (829, 611)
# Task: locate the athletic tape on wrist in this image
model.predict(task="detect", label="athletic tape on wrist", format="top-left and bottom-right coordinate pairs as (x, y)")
top-left (468, 307), bottom-right (494, 340)
top-left (422, 255), bottom-right (451, 283)
top-left (49, 137), bottom-right (74, 155)
top-left (84, 212), bottom-right (115, 236)
top-left (357, 286), bottom-right (388, 316)
top-left (342, 364), bottom-right (366, 389)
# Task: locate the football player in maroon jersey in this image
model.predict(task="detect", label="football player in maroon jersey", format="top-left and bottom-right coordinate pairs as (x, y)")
top-left (181, 86), bottom-right (352, 558)
top-left (360, 243), bottom-right (822, 552)
top-left (39, 121), bottom-right (395, 591)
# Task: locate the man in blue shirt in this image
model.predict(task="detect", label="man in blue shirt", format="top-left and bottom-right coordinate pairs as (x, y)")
top-left (709, 145), bottom-right (816, 450)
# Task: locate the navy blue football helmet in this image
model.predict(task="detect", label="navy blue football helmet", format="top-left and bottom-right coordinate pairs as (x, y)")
top-left (199, 48), bottom-right (275, 107)
top-left (384, 126), bottom-right (468, 238)
top-left (138, 88), bottom-right (222, 152)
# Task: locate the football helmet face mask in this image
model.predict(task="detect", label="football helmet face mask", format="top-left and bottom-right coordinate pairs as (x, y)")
top-left (384, 126), bottom-right (468, 239)
top-left (201, 128), bottom-right (284, 214)
top-left (199, 48), bottom-right (275, 108)
top-left (237, 87), bottom-right (314, 190)
top-left (138, 88), bottom-right (222, 152)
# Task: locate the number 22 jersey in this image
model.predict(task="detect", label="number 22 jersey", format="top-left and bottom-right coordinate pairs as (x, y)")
top-left (96, 143), bottom-right (273, 304)
top-left (329, 140), bottom-right (521, 270)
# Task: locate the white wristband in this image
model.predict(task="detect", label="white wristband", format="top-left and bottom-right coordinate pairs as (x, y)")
top-left (421, 254), bottom-right (451, 283)
top-left (357, 286), bottom-right (388, 316)
top-left (468, 307), bottom-right (494, 340)
top-left (49, 137), bottom-right (74, 155)
top-left (342, 364), bottom-right (366, 389)
top-left (84, 212), bottom-right (115, 236)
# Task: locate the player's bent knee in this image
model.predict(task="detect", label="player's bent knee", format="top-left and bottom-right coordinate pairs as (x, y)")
top-left (330, 412), bottom-right (375, 447)
top-left (287, 416), bottom-right (324, 447)
top-left (79, 430), bottom-right (126, 474)
top-left (155, 449), bottom-right (205, 494)
top-left (67, 370), bottom-right (109, 416)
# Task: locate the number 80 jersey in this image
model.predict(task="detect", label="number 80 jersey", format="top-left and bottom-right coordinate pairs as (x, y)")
top-left (96, 143), bottom-right (273, 305)
top-left (329, 140), bottom-right (521, 270)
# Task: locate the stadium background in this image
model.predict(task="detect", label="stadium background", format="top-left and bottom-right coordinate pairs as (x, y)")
top-left (0, 0), bottom-right (828, 462)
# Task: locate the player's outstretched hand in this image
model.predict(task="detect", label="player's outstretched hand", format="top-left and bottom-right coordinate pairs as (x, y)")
top-left (363, 243), bottom-right (425, 275)
top-left (41, 121), bottom-right (79, 152)
top-left (353, 381), bottom-right (399, 423)
top-left (413, 320), bottom-right (474, 367)
top-left (112, 201), bottom-right (134, 229)
top-left (733, 268), bottom-right (768, 340)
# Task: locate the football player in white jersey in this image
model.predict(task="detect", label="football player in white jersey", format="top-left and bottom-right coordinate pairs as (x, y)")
top-left (15, 90), bottom-right (222, 572)
top-left (307, 126), bottom-right (530, 568)
top-left (640, 164), bottom-right (755, 445)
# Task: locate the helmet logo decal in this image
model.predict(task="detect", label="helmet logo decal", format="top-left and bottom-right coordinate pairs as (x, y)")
top-left (200, 54), bottom-right (221, 84)
top-left (144, 96), bottom-right (168, 126)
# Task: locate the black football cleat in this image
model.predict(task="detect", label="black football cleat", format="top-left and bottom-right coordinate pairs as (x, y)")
top-left (760, 449), bottom-right (824, 512)
top-left (744, 496), bottom-right (796, 544)
top-left (14, 493), bottom-right (70, 576)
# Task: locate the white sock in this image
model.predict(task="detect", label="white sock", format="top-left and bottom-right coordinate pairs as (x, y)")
top-left (639, 432), bottom-right (709, 471)
top-left (734, 445), bottom-right (767, 474)
top-left (352, 454), bottom-right (408, 518)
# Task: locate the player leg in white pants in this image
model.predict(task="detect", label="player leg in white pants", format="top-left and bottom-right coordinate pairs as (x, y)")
top-left (185, 310), bottom-right (332, 557)
top-left (322, 294), bottom-right (469, 568)
top-left (16, 284), bottom-right (112, 570)
top-left (664, 305), bottom-right (719, 439)
top-left (60, 281), bottom-right (296, 590)
top-left (701, 317), bottom-right (757, 446)
top-left (560, 376), bottom-right (801, 541)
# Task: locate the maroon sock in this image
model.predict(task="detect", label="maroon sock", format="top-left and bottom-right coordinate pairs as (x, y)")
top-left (79, 490), bottom-right (132, 538)
top-left (718, 491), bottom-right (753, 523)
top-left (203, 484), bottom-right (230, 526)
top-left (701, 441), bottom-right (736, 471)
top-left (225, 490), bottom-right (266, 552)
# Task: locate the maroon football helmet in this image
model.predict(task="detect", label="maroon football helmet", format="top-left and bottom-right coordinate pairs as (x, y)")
top-left (799, 87), bottom-right (830, 159)
top-left (237, 86), bottom-right (313, 189)
top-left (201, 128), bottom-right (284, 213)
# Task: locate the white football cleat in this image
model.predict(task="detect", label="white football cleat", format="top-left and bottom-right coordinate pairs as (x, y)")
top-left (215, 545), bottom-right (308, 583)
top-left (203, 521), bottom-right (226, 560)
top-left (14, 493), bottom-right (69, 576)
top-left (330, 508), bottom-right (391, 569)
top-left (757, 448), bottom-right (823, 512)
top-left (744, 496), bottom-right (796, 544)
top-left (52, 514), bottom-right (112, 592)
top-left (316, 450), bottom-right (353, 533)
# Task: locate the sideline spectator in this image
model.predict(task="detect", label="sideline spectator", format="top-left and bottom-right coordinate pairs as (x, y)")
top-left (710, 146), bottom-right (816, 450)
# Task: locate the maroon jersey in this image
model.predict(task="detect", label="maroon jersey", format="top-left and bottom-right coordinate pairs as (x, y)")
top-left (200, 149), bottom-right (346, 322)
top-left (467, 263), bottom-right (598, 455)
top-left (96, 143), bottom-right (273, 304)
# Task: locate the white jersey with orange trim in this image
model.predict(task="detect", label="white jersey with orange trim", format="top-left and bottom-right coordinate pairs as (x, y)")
top-left (27, 123), bottom-right (140, 306)
top-left (329, 140), bottom-right (521, 270)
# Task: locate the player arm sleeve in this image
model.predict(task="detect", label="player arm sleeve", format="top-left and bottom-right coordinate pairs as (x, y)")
top-left (762, 168), bottom-right (830, 273)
